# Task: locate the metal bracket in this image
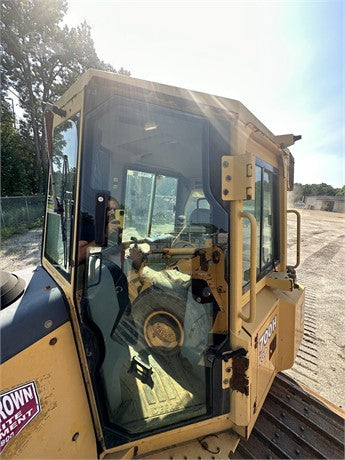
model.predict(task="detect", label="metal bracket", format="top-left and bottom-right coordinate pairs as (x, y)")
top-left (266, 271), bottom-right (294, 291)
top-left (219, 348), bottom-right (247, 389)
top-left (221, 153), bottom-right (255, 201)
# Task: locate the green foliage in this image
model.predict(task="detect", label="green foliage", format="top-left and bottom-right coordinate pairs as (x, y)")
top-left (335, 185), bottom-right (345, 196)
top-left (1, 102), bottom-right (37, 195)
top-left (1, 0), bottom-right (130, 194)
top-left (1, 226), bottom-right (27, 241)
top-left (294, 182), bottom-right (345, 198)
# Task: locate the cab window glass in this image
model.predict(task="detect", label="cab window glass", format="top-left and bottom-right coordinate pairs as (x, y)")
top-left (242, 164), bottom-right (277, 285)
top-left (151, 174), bottom-right (178, 235)
top-left (44, 116), bottom-right (79, 278)
top-left (77, 94), bottom-right (229, 440)
top-left (262, 170), bottom-right (274, 267)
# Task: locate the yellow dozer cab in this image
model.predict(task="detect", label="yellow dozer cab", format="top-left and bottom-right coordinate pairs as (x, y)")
top-left (1, 70), bottom-right (343, 459)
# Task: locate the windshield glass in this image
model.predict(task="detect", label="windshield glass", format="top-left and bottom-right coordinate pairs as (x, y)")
top-left (76, 93), bottom-right (229, 439)
top-left (44, 117), bottom-right (78, 278)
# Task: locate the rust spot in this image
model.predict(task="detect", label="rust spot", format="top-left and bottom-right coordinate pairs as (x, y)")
top-left (230, 356), bottom-right (249, 395)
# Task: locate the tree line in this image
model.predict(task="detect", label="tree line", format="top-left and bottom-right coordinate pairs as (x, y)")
top-left (1, 0), bottom-right (130, 196)
top-left (293, 183), bottom-right (345, 202)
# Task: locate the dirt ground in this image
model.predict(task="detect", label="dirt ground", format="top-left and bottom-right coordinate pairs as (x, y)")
top-left (0, 229), bottom-right (42, 272)
top-left (286, 209), bottom-right (345, 409)
top-left (1, 209), bottom-right (344, 408)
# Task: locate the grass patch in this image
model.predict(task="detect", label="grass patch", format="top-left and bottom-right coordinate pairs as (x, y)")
top-left (1, 218), bottom-right (43, 241)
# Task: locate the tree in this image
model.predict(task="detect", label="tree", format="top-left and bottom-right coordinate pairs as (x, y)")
top-left (1, 0), bottom-right (130, 192)
top-left (335, 186), bottom-right (345, 196)
top-left (1, 101), bottom-right (36, 195)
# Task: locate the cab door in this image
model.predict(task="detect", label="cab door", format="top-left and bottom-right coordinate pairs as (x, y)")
top-left (75, 92), bottom-right (231, 451)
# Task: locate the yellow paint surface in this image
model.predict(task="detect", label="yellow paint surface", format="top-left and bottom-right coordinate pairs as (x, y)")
top-left (1, 323), bottom-right (97, 459)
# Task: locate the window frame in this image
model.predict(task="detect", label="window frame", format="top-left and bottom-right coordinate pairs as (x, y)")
top-left (243, 158), bottom-right (280, 289)
top-left (44, 115), bottom-right (80, 281)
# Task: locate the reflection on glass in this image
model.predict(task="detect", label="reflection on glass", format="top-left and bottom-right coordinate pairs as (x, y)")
top-left (242, 166), bottom-right (275, 285)
top-left (78, 95), bottom-right (229, 437)
top-left (45, 118), bottom-right (78, 277)
top-left (262, 171), bottom-right (273, 266)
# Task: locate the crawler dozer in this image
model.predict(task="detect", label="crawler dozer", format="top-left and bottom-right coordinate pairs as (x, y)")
top-left (1, 70), bottom-right (344, 458)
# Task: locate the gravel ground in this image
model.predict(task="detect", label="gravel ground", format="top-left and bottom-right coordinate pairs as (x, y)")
top-left (0, 228), bottom-right (42, 271)
top-left (286, 209), bottom-right (345, 409)
top-left (1, 209), bottom-right (344, 408)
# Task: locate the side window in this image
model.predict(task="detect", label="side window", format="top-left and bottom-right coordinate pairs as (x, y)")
top-left (262, 170), bottom-right (274, 266)
top-left (44, 116), bottom-right (79, 279)
top-left (151, 175), bottom-right (178, 235)
top-left (243, 163), bottom-right (277, 285)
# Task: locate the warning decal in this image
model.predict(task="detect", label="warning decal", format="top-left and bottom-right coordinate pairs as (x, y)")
top-left (0, 381), bottom-right (41, 453)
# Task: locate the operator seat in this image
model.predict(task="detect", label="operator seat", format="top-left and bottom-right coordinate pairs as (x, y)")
top-left (189, 208), bottom-right (211, 225)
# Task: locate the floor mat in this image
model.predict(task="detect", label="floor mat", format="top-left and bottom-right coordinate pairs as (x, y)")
top-left (114, 346), bottom-right (206, 432)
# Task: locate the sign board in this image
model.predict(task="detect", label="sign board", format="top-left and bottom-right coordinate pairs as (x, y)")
top-left (0, 382), bottom-right (41, 453)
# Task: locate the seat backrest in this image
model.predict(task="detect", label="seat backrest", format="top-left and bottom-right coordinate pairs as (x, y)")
top-left (189, 208), bottom-right (211, 225)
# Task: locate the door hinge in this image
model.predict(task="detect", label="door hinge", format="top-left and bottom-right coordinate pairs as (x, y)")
top-left (221, 153), bottom-right (255, 201)
top-left (220, 348), bottom-right (247, 390)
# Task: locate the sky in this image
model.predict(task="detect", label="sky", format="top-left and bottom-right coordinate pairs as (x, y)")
top-left (65, 0), bottom-right (344, 187)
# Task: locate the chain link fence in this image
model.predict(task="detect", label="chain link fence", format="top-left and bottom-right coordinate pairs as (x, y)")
top-left (0, 195), bottom-right (45, 231)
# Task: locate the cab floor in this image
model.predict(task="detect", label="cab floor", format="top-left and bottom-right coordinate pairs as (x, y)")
top-left (115, 347), bottom-right (206, 433)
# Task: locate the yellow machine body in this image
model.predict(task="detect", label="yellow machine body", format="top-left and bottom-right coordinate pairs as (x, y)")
top-left (0, 70), bottom-right (305, 459)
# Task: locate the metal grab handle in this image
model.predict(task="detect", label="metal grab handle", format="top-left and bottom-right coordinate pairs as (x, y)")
top-left (287, 209), bottom-right (301, 268)
top-left (239, 211), bottom-right (257, 323)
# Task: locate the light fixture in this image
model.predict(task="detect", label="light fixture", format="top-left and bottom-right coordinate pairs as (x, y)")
top-left (144, 122), bottom-right (157, 131)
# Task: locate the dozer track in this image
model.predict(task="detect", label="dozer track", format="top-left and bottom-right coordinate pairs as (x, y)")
top-left (233, 373), bottom-right (345, 459)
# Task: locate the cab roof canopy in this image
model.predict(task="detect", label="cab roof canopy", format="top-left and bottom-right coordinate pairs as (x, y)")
top-left (57, 68), bottom-right (292, 156)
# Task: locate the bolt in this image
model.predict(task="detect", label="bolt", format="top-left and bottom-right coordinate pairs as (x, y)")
top-left (304, 407), bottom-right (309, 413)
top-left (223, 379), bottom-right (229, 385)
top-left (300, 426), bottom-right (305, 432)
top-left (226, 175), bottom-right (232, 181)
top-left (226, 367), bottom-right (231, 373)
top-left (72, 432), bottom-right (79, 441)
top-left (281, 412), bottom-right (286, 417)
top-left (97, 196), bottom-right (104, 203)
top-left (223, 160), bottom-right (229, 168)
top-left (44, 285), bottom-right (52, 291)
top-left (49, 337), bottom-right (57, 346)
top-left (223, 189), bottom-right (229, 196)
top-left (274, 432), bottom-right (279, 438)
top-left (44, 320), bottom-right (53, 329)
top-left (295, 448), bottom-right (300, 455)
top-left (286, 394), bottom-right (291, 400)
